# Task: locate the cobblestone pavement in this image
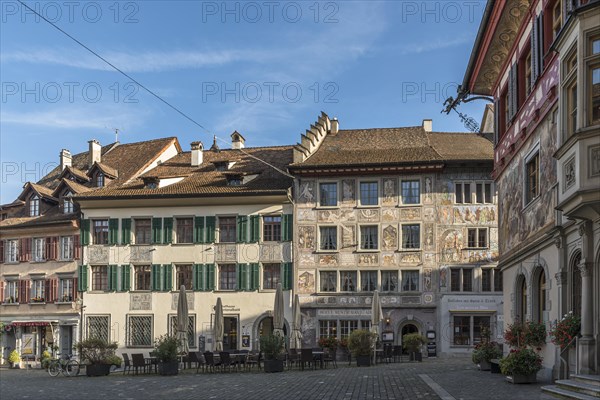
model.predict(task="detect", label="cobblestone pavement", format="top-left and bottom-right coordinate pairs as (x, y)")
top-left (0, 358), bottom-right (555, 400)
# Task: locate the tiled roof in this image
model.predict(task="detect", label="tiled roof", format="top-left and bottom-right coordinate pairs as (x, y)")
top-left (90, 162), bottom-right (119, 179)
top-left (53, 178), bottom-right (94, 197)
top-left (75, 145), bottom-right (294, 199)
top-left (58, 166), bottom-right (90, 182)
top-left (290, 127), bottom-right (492, 168)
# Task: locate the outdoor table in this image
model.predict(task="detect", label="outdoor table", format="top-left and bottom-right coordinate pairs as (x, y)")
top-left (312, 351), bottom-right (324, 369)
top-left (144, 356), bottom-right (158, 373)
top-left (229, 353), bottom-right (247, 371)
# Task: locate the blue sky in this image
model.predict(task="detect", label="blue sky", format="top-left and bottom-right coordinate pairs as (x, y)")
top-left (0, 0), bottom-right (487, 203)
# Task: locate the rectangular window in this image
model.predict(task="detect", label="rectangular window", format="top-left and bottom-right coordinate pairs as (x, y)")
top-left (494, 268), bottom-right (503, 292)
top-left (63, 197), bottom-right (74, 214)
top-left (591, 65), bottom-right (600, 125)
top-left (525, 52), bottom-right (532, 95)
top-left (401, 180), bottom-right (420, 204)
top-left (92, 266), bottom-right (108, 291)
top-left (526, 153), bottom-right (540, 204)
top-left (484, 183), bottom-right (492, 204)
top-left (482, 269), bottom-right (492, 292)
top-left (31, 280), bottom-right (45, 302)
top-left (4, 281), bottom-right (19, 303)
top-left (219, 217), bottom-right (236, 243)
top-left (176, 265), bottom-right (193, 290)
top-left (320, 226), bottom-right (337, 251)
top-left (32, 238), bottom-right (45, 262)
top-left (360, 226), bottom-right (378, 250)
top-left (219, 264), bottom-right (237, 290)
top-left (30, 196), bottom-right (40, 217)
top-left (135, 265), bottom-right (151, 291)
top-left (6, 240), bottom-right (18, 263)
top-left (319, 320), bottom-right (338, 339)
top-left (127, 315), bottom-right (153, 347)
top-left (59, 278), bottom-right (74, 302)
top-left (552, 0), bottom-right (562, 39)
top-left (473, 316), bottom-right (491, 345)
top-left (263, 263), bottom-right (281, 289)
top-left (381, 271), bottom-right (398, 292)
top-left (451, 268), bottom-right (473, 292)
top-left (134, 219), bottom-right (151, 245)
top-left (176, 218), bottom-right (193, 244)
top-left (401, 224), bottom-right (420, 249)
top-left (263, 216), bottom-right (282, 242)
top-left (401, 270), bottom-right (419, 292)
top-left (467, 228), bottom-right (488, 248)
top-left (359, 182), bottom-right (378, 206)
top-left (340, 320), bottom-right (359, 339)
top-left (319, 183), bottom-right (338, 207)
top-left (93, 220), bottom-right (109, 245)
top-left (168, 315), bottom-right (196, 349)
top-left (86, 315), bottom-right (110, 342)
top-left (361, 271), bottom-right (377, 292)
top-left (453, 316), bottom-right (471, 345)
top-left (320, 271), bottom-right (337, 292)
top-left (60, 236), bottom-right (74, 260)
top-left (340, 271), bottom-right (357, 292)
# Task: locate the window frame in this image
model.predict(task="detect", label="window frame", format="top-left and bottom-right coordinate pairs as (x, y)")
top-left (466, 228), bottom-right (489, 249)
top-left (262, 263), bottom-right (281, 290)
top-left (60, 236), bottom-right (74, 260)
top-left (58, 277), bottom-right (75, 302)
top-left (134, 265), bottom-right (151, 291)
top-left (359, 225), bottom-right (379, 251)
top-left (30, 279), bottom-right (45, 302)
top-left (91, 265), bottom-right (108, 291)
top-left (381, 270), bottom-right (399, 292)
top-left (319, 270), bottom-right (337, 293)
top-left (319, 182), bottom-right (338, 208)
top-left (359, 181), bottom-right (379, 207)
top-left (29, 195), bottom-right (40, 217)
top-left (176, 264), bottom-right (193, 290)
top-left (218, 216), bottom-right (237, 243)
top-left (126, 314), bottom-right (153, 348)
top-left (340, 271), bottom-right (357, 292)
top-left (63, 192), bottom-right (74, 214)
top-left (586, 31), bottom-right (600, 126)
top-left (262, 216), bottom-right (282, 242)
top-left (92, 219), bottom-right (109, 245)
top-left (562, 46), bottom-right (578, 140)
top-left (32, 237), bottom-right (45, 262)
top-left (400, 223), bottom-right (421, 250)
top-left (524, 146), bottom-right (541, 206)
top-left (4, 280), bottom-right (19, 303)
top-left (5, 239), bottom-right (18, 263)
top-left (218, 264), bottom-right (237, 291)
top-left (400, 179), bottom-right (421, 205)
top-left (401, 270), bottom-right (419, 292)
top-left (175, 217), bottom-right (194, 244)
top-left (450, 267), bottom-right (474, 292)
top-left (134, 219), bottom-right (152, 245)
top-left (360, 270), bottom-right (378, 292)
top-left (319, 225), bottom-right (338, 251)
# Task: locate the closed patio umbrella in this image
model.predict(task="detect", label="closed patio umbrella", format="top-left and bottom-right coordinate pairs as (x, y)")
top-left (214, 297), bottom-right (224, 352)
top-left (177, 285), bottom-right (190, 357)
top-left (273, 283), bottom-right (285, 338)
top-left (290, 294), bottom-right (303, 350)
top-left (371, 290), bottom-right (383, 363)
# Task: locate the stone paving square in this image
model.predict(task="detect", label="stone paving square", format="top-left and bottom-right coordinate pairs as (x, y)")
top-left (0, 358), bottom-right (556, 400)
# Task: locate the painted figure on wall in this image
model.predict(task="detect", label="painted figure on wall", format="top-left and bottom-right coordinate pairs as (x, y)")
top-left (298, 226), bottom-right (315, 250)
top-left (299, 181), bottom-right (315, 204)
top-left (298, 271), bottom-right (315, 294)
top-left (440, 229), bottom-right (463, 263)
top-left (342, 180), bottom-right (355, 202)
top-left (383, 179), bottom-right (396, 205)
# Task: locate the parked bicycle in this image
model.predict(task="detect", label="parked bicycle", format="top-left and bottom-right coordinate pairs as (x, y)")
top-left (47, 354), bottom-right (80, 377)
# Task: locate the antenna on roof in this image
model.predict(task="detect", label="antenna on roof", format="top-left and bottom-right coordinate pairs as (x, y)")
top-left (113, 128), bottom-right (120, 143)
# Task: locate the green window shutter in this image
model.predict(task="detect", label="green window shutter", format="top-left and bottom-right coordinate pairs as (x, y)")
top-left (281, 262), bottom-right (292, 290)
top-left (108, 219), bottom-right (119, 245)
top-left (80, 220), bottom-right (90, 246)
top-left (163, 264), bottom-right (172, 292)
top-left (249, 215), bottom-right (260, 243)
top-left (207, 264), bottom-right (215, 290)
top-left (121, 265), bottom-right (131, 292)
top-left (236, 216), bottom-right (248, 243)
top-left (192, 264), bottom-right (201, 291)
top-left (236, 264), bottom-right (242, 291)
top-left (282, 214), bottom-right (293, 242)
top-left (77, 265), bottom-right (88, 292)
top-left (194, 216), bottom-right (205, 244)
top-left (152, 218), bottom-right (163, 244)
top-left (205, 217), bottom-right (216, 243)
top-left (121, 219), bottom-right (131, 245)
top-left (151, 264), bottom-right (162, 291)
top-left (163, 218), bottom-right (173, 244)
top-left (251, 263), bottom-right (260, 291)
top-left (108, 265), bottom-right (118, 291)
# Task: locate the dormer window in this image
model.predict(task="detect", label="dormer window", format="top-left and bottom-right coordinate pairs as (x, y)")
top-left (30, 195), bottom-right (40, 216)
top-left (227, 175), bottom-right (242, 186)
top-left (146, 182), bottom-right (158, 189)
top-left (215, 162), bottom-right (228, 171)
top-left (96, 172), bottom-right (104, 187)
top-left (63, 192), bottom-right (74, 214)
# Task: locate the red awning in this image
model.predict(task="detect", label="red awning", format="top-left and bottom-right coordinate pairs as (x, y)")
top-left (11, 321), bottom-right (50, 327)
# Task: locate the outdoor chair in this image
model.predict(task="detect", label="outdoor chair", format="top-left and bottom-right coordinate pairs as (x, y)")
top-left (287, 349), bottom-right (300, 370)
top-left (219, 352), bottom-right (235, 372)
top-left (323, 348), bottom-right (337, 369)
top-left (300, 348), bottom-right (315, 371)
top-left (245, 351), bottom-right (261, 371)
top-left (122, 353), bottom-right (132, 375)
top-left (236, 350), bottom-right (249, 371)
top-left (204, 352), bottom-right (220, 373)
top-left (194, 351), bottom-right (206, 373)
top-left (131, 353), bottom-right (151, 374)
top-left (392, 345), bottom-right (403, 363)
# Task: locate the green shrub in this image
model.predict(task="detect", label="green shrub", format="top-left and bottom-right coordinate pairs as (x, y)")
top-left (347, 329), bottom-right (376, 357)
top-left (402, 333), bottom-right (426, 353)
top-left (472, 341), bottom-right (502, 364)
top-left (75, 338), bottom-right (118, 365)
top-left (499, 348), bottom-right (542, 376)
top-left (154, 335), bottom-right (179, 363)
top-left (259, 334), bottom-right (285, 360)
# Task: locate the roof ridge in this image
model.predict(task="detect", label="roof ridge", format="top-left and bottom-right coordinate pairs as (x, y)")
top-left (425, 131), bottom-right (444, 159)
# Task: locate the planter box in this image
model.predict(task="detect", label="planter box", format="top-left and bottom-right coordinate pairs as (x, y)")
top-left (409, 352), bottom-right (422, 362)
top-left (86, 363), bottom-right (111, 377)
top-left (158, 361), bottom-right (179, 376)
top-left (478, 360), bottom-right (491, 371)
top-left (356, 355), bottom-right (371, 367)
top-left (506, 373), bottom-right (537, 384)
top-left (263, 359), bottom-right (284, 373)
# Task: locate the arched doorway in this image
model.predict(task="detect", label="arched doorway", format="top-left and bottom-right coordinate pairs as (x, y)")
top-left (255, 316), bottom-right (288, 349)
top-left (400, 324), bottom-right (418, 354)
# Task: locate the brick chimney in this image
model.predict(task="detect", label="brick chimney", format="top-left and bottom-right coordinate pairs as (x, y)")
top-left (88, 139), bottom-right (101, 167)
top-left (422, 119), bottom-right (432, 132)
top-left (60, 149), bottom-right (72, 170)
top-left (231, 131), bottom-right (245, 149)
top-left (191, 141), bottom-right (204, 167)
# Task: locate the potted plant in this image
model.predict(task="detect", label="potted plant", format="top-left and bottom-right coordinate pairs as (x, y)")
top-left (403, 333), bottom-right (426, 361)
top-left (259, 334), bottom-right (285, 373)
top-left (75, 338), bottom-right (118, 376)
top-left (154, 334), bottom-right (179, 376)
top-left (549, 312), bottom-right (580, 349)
top-left (499, 347), bottom-right (542, 383)
top-left (504, 321), bottom-right (546, 348)
top-left (347, 329), bottom-right (376, 367)
top-left (8, 349), bottom-right (20, 369)
top-left (41, 350), bottom-right (52, 369)
top-left (472, 341), bottom-right (502, 371)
